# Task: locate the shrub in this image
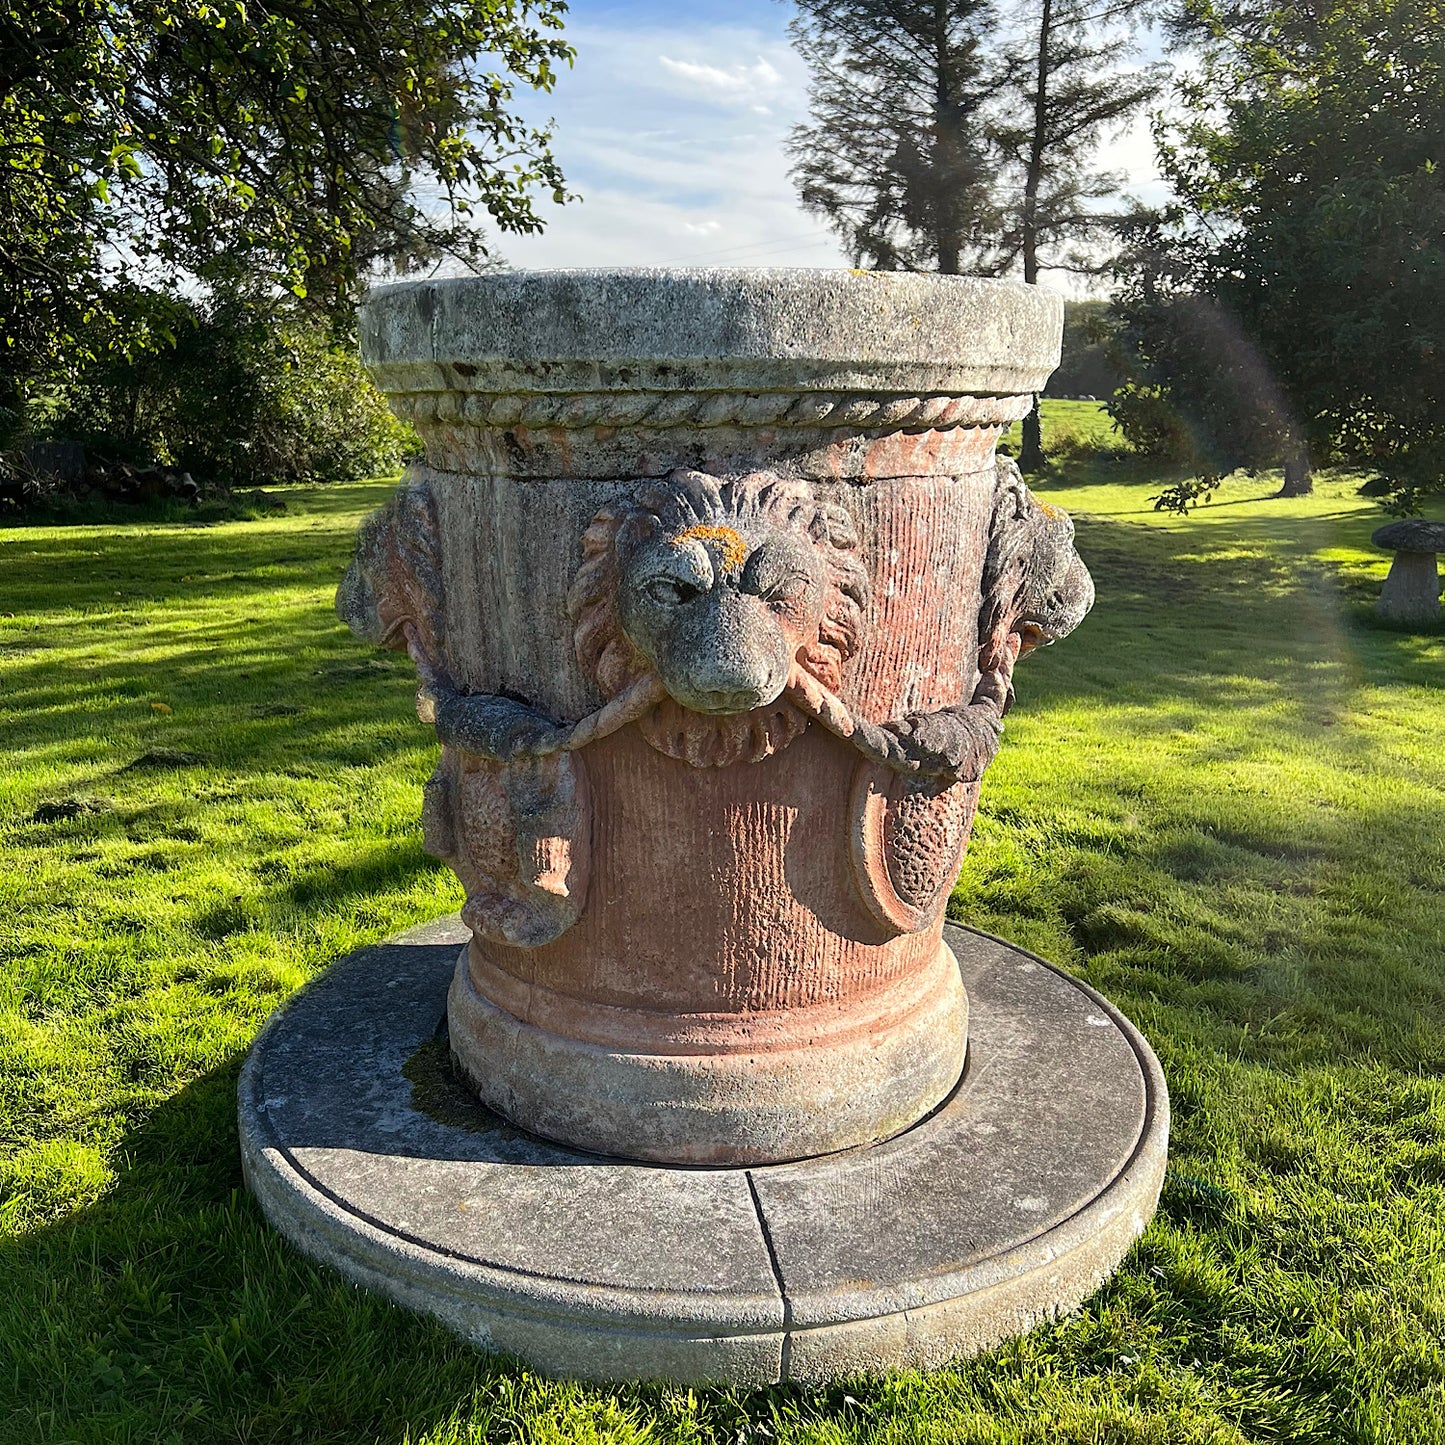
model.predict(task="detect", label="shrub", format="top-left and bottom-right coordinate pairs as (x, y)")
top-left (31, 292), bottom-right (415, 488)
top-left (1149, 475), bottom-right (1221, 515)
top-left (1106, 381), bottom-right (1194, 462)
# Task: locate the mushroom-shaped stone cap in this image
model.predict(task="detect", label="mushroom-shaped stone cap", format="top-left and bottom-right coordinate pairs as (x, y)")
top-left (1372, 519), bottom-right (1445, 553)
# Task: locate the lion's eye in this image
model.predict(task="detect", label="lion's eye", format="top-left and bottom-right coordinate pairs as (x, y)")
top-left (765, 574), bottom-right (810, 608)
top-left (646, 577), bottom-right (698, 606)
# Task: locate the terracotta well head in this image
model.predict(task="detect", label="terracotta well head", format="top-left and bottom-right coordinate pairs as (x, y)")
top-left (346, 269), bottom-right (1086, 1164)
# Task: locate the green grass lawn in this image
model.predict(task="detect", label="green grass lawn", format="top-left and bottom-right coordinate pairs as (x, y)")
top-left (4, 410), bottom-right (1445, 1443)
top-left (1017, 397), bottom-right (1131, 458)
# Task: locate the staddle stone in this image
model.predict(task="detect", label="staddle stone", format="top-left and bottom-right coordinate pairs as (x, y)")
top-left (1373, 518), bottom-right (1445, 625)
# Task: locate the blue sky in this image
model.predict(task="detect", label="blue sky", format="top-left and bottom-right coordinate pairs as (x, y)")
top-left (494, 0), bottom-right (1166, 292)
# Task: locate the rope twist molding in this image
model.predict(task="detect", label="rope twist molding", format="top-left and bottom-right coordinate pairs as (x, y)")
top-left (384, 390), bottom-right (1032, 433)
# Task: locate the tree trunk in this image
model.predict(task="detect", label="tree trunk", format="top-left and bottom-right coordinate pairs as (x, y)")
top-left (933, 0), bottom-right (960, 275)
top-left (1278, 449), bottom-right (1313, 497)
top-left (0, 375), bottom-right (24, 447)
top-left (1016, 0), bottom-right (1052, 474)
top-left (1020, 0), bottom-right (1051, 288)
top-left (126, 377), bottom-right (142, 450)
top-left (1019, 401), bottom-right (1046, 473)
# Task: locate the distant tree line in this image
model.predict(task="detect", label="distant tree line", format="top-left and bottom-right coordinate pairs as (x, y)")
top-left (1045, 302), bottom-right (1121, 399)
top-left (20, 292), bottom-right (417, 495)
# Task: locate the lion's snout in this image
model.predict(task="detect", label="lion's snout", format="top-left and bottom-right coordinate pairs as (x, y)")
top-left (665, 600), bottom-right (792, 715)
top-left (620, 581), bottom-right (796, 717)
top-left (674, 666), bottom-right (788, 715)
top-left (687, 684), bottom-right (780, 715)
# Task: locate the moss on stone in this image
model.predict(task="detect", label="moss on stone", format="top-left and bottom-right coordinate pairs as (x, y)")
top-left (401, 1036), bottom-right (493, 1134)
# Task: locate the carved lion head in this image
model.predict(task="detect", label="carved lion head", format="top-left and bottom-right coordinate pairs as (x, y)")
top-left (978, 457), bottom-right (1095, 674)
top-left (567, 469), bottom-right (870, 766)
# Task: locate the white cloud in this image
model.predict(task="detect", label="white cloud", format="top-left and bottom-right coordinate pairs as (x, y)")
top-left (493, 20), bottom-right (847, 271)
top-left (481, 8), bottom-right (1168, 289)
top-left (1095, 110), bottom-right (1169, 211)
top-left (655, 54), bottom-right (786, 109)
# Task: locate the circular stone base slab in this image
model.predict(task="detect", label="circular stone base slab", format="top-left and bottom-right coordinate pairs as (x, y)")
top-left (239, 918), bottom-right (1168, 1386)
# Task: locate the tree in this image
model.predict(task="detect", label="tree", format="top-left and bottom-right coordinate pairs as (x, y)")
top-left (40, 288), bottom-right (416, 487)
top-left (787, 0), bottom-right (1006, 276)
top-left (787, 0), bottom-right (1159, 472)
top-left (994, 0), bottom-right (1162, 468)
top-left (1, 0), bottom-right (571, 403)
top-left (1044, 299), bottom-right (1125, 398)
top-left (1111, 0), bottom-right (1445, 507)
top-left (1108, 220), bottom-right (1318, 497)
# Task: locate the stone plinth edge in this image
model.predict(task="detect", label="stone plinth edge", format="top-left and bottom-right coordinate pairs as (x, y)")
top-left (238, 917), bottom-right (1168, 1386)
top-left (447, 937), bottom-right (969, 1166)
top-left (357, 270), bottom-right (1062, 478)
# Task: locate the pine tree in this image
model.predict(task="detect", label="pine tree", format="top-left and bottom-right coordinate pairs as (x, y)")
top-left (788, 0), bottom-right (1159, 473)
top-left (995, 0), bottom-right (1162, 469)
top-left (787, 0), bottom-right (1007, 276)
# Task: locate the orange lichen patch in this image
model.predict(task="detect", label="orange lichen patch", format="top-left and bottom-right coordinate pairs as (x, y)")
top-left (674, 523), bottom-right (748, 571)
top-left (1038, 501), bottom-right (1064, 520)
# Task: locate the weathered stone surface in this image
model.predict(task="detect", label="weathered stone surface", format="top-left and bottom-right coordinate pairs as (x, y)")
top-left (1372, 519), bottom-right (1445, 553)
top-left (239, 918), bottom-right (1168, 1385)
top-left (241, 916), bottom-right (787, 1383)
top-left (361, 269), bottom-right (1062, 400)
top-left (753, 928), bottom-right (1167, 1377)
top-left (1377, 551), bottom-right (1442, 624)
top-left (338, 269), bottom-right (1095, 1167)
top-left (358, 271), bottom-right (1058, 481)
top-left (1373, 520), bottom-right (1444, 625)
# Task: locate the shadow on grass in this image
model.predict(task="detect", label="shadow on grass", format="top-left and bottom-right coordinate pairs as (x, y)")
top-left (1050, 512), bottom-right (1444, 694)
top-left (957, 509), bottom-right (1445, 1078)
top-left (3, 581), bottom-right (426, 785)
top-left (5, 930), bottom-right (1421, 1445)
top-left (0, 1057), bottom-right (540, 1445)
top-left (0, 479), bottom-right (399, 615)
top-left (3, 1050), bottom-right (821, 1445)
